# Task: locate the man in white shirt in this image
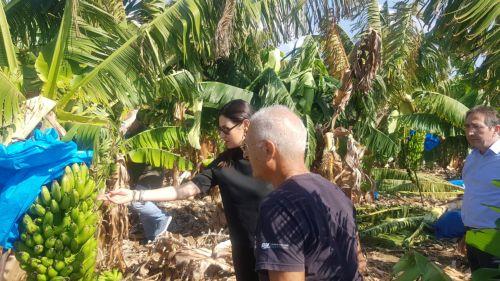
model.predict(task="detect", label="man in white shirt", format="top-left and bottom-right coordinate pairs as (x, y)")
top-left (461, 105), bottom-right (500, 271)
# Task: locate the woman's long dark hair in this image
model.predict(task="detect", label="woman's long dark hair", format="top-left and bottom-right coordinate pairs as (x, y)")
top-left (219, 99), bottom-right (254, 123)
top-left (218, 100), bottom-right (253, 166)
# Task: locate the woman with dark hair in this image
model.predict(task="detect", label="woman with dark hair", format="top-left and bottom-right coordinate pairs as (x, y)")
top-left (100, 99), bottom-right (273, 281)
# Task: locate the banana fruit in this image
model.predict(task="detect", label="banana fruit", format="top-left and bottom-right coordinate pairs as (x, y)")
top-left (15, 163), bottom-right (100, 280)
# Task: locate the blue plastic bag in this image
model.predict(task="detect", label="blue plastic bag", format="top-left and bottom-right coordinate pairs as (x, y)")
top-left (0, 129), bottom-right (93, 250)
top-left (408, 130), bottom-right (441, 151)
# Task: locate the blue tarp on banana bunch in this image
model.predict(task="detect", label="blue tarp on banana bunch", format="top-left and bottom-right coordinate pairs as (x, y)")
top-left (0, 129), bottom-right (92, 250)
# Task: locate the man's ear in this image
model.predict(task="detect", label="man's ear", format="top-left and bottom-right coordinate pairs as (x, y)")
top-left (493, 125), bottom-right (500, 137)
top-left (262, 139), bottom-right (276, 161)
top-left (242, 119), bottom-right (250, 131)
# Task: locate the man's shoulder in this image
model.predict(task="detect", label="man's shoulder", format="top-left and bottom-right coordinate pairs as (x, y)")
top-left (262, 173), bottom-right (348, 210)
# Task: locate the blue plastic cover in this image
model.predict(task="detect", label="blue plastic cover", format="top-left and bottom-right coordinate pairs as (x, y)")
top-left (424, 133), bottom-right (440, 151)
top-left (409, 130), bottom-right (441, 151)
top-left (0, 129), bottom-right (93, 250)
top-left (448, 179), bottom-right (464, 188)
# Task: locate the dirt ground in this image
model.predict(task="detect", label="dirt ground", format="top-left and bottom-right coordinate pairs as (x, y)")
top-left (117, 190), bottom-right (470, 281)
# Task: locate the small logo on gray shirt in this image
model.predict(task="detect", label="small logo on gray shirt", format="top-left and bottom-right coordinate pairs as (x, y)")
top-left (261, 242), bottom-right (289, 250)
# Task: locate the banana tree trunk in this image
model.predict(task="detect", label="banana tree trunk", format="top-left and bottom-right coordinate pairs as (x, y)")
top-left (97, 154), bottom-right (129, 271)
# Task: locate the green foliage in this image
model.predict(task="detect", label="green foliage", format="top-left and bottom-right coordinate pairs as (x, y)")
top-left (465, 179), bottom-right (500, 258)
top-left (357, 203), bottom-right (443, 247)
top-left (372, 168), bottom-right (463, 199)
top-left (357, 206), bottom-right (425, 224)
top-left (392, 251), bottom-right (452, 281)
top-left (125, 126), bottom-right (193, 170)
top-left (405, 131), bottom-right (425, 171)
top-left (200, 81), bottom-right (253, 108)
top-left (360, 216), bottom-right (427, 238)
top-left (98, 268), bottom-right (123, 281)
top-left (355, 123), bottom-right (400, 159)
top-left (465, 229), bottom-right (500, 257)
top-left (472, 268), bottom-right (500, 281)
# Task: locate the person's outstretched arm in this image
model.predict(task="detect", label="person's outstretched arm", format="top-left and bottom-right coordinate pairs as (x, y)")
top-left (99, 181), bottom-right (202, 204)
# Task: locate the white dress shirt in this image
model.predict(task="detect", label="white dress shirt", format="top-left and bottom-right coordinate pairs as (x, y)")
top-left (461, 139), bottom-right (500, 229)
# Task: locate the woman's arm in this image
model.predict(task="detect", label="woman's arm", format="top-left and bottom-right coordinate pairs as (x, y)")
top-left (99, 181), bottom-right (202, 204)
top-left (142, 181), bottom-right (201, 201)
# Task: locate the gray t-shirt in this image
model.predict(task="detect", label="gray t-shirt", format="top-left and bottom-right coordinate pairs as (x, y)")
top-left (254, 173), bottom-right (362, 281)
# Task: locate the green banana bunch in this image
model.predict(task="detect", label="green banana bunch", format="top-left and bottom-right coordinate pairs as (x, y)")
top-left (406, 131), bottom-right (425, 170)
top-left (15, 163), bottom-right (101, 280)
top-left (98, 269), bottom-right (123, 281)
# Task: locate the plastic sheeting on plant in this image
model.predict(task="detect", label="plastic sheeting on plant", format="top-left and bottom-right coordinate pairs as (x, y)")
top-left (0, 129), bottom-right (93, 250)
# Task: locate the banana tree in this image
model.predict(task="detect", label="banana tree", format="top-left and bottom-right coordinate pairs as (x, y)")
top-left (246, 36), bottom-right (343, 167)
top-left (0, 0), bottom-right (217, 270)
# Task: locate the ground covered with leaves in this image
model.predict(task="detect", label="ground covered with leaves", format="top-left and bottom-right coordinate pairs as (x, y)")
top-left (117, 190), bottom-right (469, 280)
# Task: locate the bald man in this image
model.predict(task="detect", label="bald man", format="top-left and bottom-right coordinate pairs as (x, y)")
top-left (244, 106), bottom-right (362, 281)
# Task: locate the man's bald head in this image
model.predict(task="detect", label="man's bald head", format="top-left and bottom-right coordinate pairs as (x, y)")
top-left (248, 105), bottom-right (307, 161)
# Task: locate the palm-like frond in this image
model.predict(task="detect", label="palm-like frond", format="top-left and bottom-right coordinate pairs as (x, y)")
top-left (422, 0), bottom-right (498, 100)
top-left (125, 126), bottom-right (193, 170)
top-left (200, 81), bottom-right (253, 108)
top-left (59, 0), bottom-right (210, 109)
top-left (413, 90), bottom-right (469, 128)
top-left (248, 68), bottom-right (296, 110)
top-left (383, 1), bottom-right (420, 97)
top-left (44, 0), bottom-right (74, 99)
top-left (397, 113), bottom-right (457, 137)
top-left (424, 0), bottom-right (499, 41)
top-left (281, 35), bottom-right (321, 78)
top-left (4, 0), bottom-right (64, 48)
top-left (126, 126), bottom-right (189, 151)
top-left (373, 168), bottom-right (463, 194)
top-left (55, 109), bottom-right (109, 126)
top-left (258, 0), bottom-right (365, 44)
top-left (372, 168), bottom-right (410, 180)
top-left (87, 0), bottom-right (127, 22)
top-left (124, 0), bottom-right (165, 24)
top-left (128, 148), bottom-right (193, 170)
top-left (357, 206), bottom-right (425, 224)
top-left (415, 41), bottom-right (451, 90)
top-left (0, 70), bottom-right (23, 130)
top-left (379, 181), bottom-right (462, 194)
top-left (63, 123), bottom-right (108, 150)
top-left (367, 0), bottom-right (381, 34)
top-left (351, 0), bottom-right (382, 36)
top-left (360, 216), bottom-right (426, 237)
top-left (0, 1), bottom-right (18, 75)
top-left (397, 191), bottom-right (463, 199)
top-left (157, 70), bottom-right (199, 105)
top-left (355, 123), bottom-right (400, 158)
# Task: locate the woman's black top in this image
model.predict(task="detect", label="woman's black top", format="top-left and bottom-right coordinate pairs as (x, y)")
top-left (191, 147), bottom-right (273, 248)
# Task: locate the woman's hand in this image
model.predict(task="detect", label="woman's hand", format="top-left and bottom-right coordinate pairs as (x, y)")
top-left (98, 188), bottom-right (134, 204)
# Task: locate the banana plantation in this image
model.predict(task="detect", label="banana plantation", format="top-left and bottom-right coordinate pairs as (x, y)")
top-left (0, 0), bottom-right (498, 280)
